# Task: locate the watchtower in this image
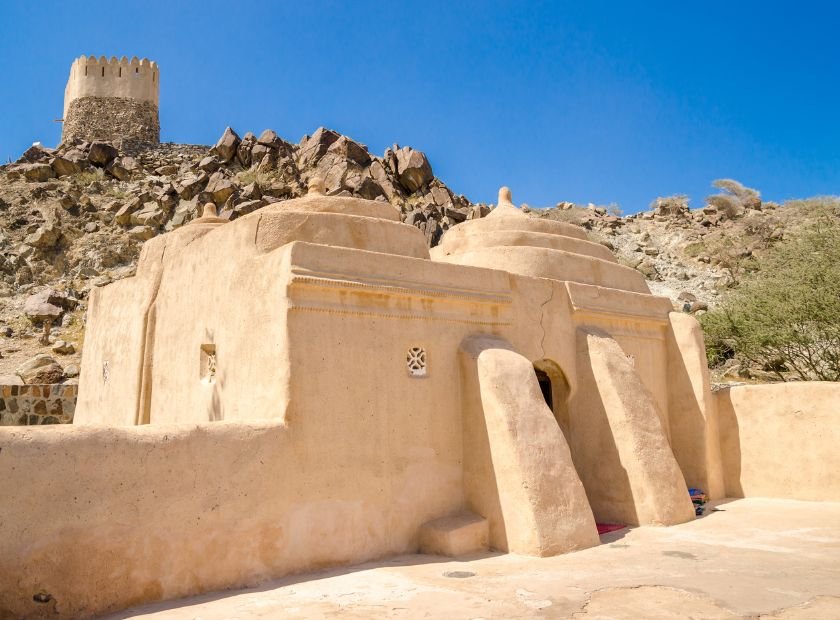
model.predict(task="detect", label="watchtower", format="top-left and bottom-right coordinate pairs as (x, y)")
top-left (62, 55), bottom-right (160, 148)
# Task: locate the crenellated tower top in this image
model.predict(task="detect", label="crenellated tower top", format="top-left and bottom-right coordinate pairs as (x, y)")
top-left (61, 55), bottom-right (160, 147)
top-left (64, 55), bottom-right (159, 118)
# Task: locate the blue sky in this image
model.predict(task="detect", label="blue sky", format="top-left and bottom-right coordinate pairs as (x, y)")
top-left (1, 1), bottom-right (837, 212)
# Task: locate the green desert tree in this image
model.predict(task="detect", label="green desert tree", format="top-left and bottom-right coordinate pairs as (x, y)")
top-left (701, 213), bottom-right (840, 381)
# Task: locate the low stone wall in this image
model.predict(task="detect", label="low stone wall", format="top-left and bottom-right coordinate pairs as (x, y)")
top-left (716, 382), bottom-right (840, 501)
top-left (0, 384), bottom-right (77, 425)
top-left (62, 96), bottom-right (159, 148)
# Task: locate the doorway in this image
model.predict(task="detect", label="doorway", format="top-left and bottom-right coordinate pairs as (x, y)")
top-left (533, 359), bottom-right (571, 441)
top-left (535, 368), bottom-right (553, 411)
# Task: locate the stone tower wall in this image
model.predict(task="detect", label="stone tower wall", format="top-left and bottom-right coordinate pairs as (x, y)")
top-left (62, 56), bottom-right (160, 147)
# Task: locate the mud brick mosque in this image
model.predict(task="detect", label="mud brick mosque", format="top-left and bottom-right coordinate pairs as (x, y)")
top-left (0, 56), bottom-right (837, 618)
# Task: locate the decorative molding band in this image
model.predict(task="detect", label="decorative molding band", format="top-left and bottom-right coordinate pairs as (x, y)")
top-left (288, 303), bottom-right (512, 326)
top-left (288, 271), bottom-right (513, 306)
top-left (566, 281), bottom-right (671, 326)
top-left (285, 245), bottom-right (513, 325)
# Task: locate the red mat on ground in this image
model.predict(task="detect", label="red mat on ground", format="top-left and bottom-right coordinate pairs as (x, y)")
top-left (596, 523), bottom-right (625, 535)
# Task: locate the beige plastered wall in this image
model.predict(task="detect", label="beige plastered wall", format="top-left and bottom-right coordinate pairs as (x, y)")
top-left (0, 242), bottom-right (581, 616)
top-left (666, 312), bottom-right (726, 498)
top-left (75, 205), bottom-right (431, 426)
top-left (0, 420), bottom-right (464, 618)
top-left (74, 236), bottom-right (167, 425)
top-left (30, 199), bottom-right (744, 615)
top-left (717, 382), bottom-right (840, 501)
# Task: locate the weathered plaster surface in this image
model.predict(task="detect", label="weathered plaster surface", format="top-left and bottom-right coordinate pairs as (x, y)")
top-left (2, 186), bottom-right (838, 617)
top-left (717, 382), bottom-right (840, 501)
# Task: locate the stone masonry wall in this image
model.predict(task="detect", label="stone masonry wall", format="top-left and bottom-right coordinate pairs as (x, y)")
top-left (0, 384), bottom-right (77, 425)
top-left (62, 96), bottom-right (160, 148)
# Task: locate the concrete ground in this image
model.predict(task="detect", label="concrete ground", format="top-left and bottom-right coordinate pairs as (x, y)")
top-left (113, 499), bottom-right (840, 619)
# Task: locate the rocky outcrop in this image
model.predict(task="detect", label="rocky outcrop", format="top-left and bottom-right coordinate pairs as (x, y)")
top-left (1, 125), bottom-right (821, 392)
top-left (0, 127), bottom-right (492, 384)
top-left (212, 127), bottom-right (240, 162)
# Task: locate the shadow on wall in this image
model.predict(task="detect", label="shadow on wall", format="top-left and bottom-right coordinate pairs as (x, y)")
top-left (666, 345), bottom-right (714, 491)
top-left (460, 339), bottom-right (508, 550)
top-left (569, 338), bottom-right (639, 526)
top-left (715, 388), bottom-right (743, 498)
top-left (665, 312), bottom-right (726, 500)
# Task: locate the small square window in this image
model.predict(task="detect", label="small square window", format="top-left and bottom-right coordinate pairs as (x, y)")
top-left (201, 344), bottom-right (217, 383)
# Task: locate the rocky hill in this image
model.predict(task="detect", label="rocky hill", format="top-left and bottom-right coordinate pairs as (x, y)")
top-left (535, 189), bottom-right (840, 380)
top-left (0, 127), bottom-right (836, 384)
top-left (0, 127), bottom-right (485, 380)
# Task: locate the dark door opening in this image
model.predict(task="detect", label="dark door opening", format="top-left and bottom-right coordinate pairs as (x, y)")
top-left (535, 368), bottom-right (553, 411)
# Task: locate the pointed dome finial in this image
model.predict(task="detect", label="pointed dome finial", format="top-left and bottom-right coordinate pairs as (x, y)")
top-left (487, 185), bottom-right (526, 219)
top-left (308, 176), bottom-right (326, 196)
top-left (498, 186), bottom-right (513, 206)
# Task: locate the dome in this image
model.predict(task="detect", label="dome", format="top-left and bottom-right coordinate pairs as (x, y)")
top-left (431, 187), bottom-right (650, 294)
top-left (243, 176), bottom-right (429, 259)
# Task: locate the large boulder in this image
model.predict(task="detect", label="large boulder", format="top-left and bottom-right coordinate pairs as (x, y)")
top-left (394, 146), bottom-right (433, 193)
top-left (16, 143), bottom-right (54, 164)
top-left (236, 132), bottom-right (257, 167)
top-left (130, 203), bottom-right (166, 227)
top-left (115, 203), bottom-right (138, 226)
top-left (327, 135), bottom-right (371, 166)
top-left (297, 127), bottom-right (340, 166)
top-left (62, 148), bottom-right (88, 165)
top-left (51, 156), bottom-right (81, 177)
top-left (355, 175), bottom-right (385, 200)
top-left (119, 155), bottom-right (141, 174)
top-left (205, 172), bottom-right (236, 204)
top-left (250, 144), bottom-right (272, 166)
top-left (197, 156), bottom-right (221, 174)
top-left (24, 288), bottom-right (78, 324)
top-left (52, 340), bottom-right (76, 355)
top-left (212, 127), bottom-right (241, 162)
top-left (323, 162), bottom-right (349, 194)
top-left (106, 158), bottom-right (131, 181)
top-left (128, 225), bottom-right (156, 241)
top-left (87, 142), bottom-right (119, 167)
top-left (21, 163), bottom-right (56, 182)
top-left (257, 129), bottom-right (282, 149)
top-left (24, 294), bottom-right (62, 323)
top-left (16, 354), bottom-right (64, 385)
top-left (24, 224), bottom-right (61, 249)
top-left (369, 160), bottom-right (400, 201)
top-left (177, 174), bottom-right (208, 200)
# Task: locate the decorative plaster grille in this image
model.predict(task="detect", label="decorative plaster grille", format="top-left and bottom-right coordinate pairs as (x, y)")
top-left (407, 347), bottom-right (427, 377)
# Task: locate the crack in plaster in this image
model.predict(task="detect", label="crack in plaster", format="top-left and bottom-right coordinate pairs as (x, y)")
top-left (538, 285), bottom-right (556, 358)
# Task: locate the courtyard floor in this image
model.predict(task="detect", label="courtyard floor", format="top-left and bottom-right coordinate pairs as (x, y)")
top-left (112, 498), bottom-right (840, 619)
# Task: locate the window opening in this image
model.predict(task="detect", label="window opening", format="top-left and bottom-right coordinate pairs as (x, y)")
top-left (407, 347), bottom-right (427, 377)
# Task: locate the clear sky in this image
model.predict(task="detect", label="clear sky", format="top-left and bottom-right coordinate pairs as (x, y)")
top-left (1, 1), bottom-right (837, 212)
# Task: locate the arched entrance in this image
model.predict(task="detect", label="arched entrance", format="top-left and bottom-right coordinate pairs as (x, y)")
top-left (533, 359), bottom-right (571, 441)
top-left (534, 368), bottom-right (553, 411)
